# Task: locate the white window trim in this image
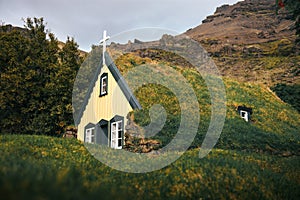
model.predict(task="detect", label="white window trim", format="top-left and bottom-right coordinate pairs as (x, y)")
top-left (240, 110), bottom-right (249, 122)
top-left (100, 75), bottom-right (107, 95)
top-left (111, 120), bottom-right (123, 149)
top-left (85, 127), bottom-right (95, 143)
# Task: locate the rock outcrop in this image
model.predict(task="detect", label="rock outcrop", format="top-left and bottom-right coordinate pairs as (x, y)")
top-left (124, 113), bottom-right (160, 153)
top-left (186, 0), bottom-right (295, 47)
top-left (108, 0), bottom-right (299, 86)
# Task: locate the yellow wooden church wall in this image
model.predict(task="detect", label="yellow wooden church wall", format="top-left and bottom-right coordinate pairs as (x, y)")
top-left (77, 64), bottom-right (133, 142)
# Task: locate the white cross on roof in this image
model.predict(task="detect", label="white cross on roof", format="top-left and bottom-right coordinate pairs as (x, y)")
top-left (100, 30), bottom-right (110, 65)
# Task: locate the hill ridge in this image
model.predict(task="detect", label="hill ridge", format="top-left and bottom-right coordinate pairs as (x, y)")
top-left (186, 0), bottom-right (295, 46)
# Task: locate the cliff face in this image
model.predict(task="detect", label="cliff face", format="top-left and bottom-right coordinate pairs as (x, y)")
top-left (183, 0), bottom-right (299, 86)
top-left (186, 0), bottom-right (295, 47)
top-left (108, 0), bottom-right (299, 86)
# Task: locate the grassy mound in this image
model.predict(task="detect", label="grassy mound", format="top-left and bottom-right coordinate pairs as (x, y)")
top-left (115, 53), bottom-right (300, 155)
top-left (1, 48), bottom-right (299, 199)
top-left (0, 134), bottom-right (299, 199)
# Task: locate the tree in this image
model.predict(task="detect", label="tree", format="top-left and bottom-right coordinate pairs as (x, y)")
top-left (0, 18), bottom-right (83, 135)
top-left (0, 27), bottom-right (32, 133)
top-left (45, 37), bottom-right (83, 134)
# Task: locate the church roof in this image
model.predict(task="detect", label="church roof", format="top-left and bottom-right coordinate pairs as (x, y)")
top-left (75, 52), bottom-right (142, 125)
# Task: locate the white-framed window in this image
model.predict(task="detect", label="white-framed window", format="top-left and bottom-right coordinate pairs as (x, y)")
top-left (100, 73), bottom-right (108, 96)
top-left (240, 111), bottom-right (249, 122)
top-left (85, 127), bottom-right (95, 143)
top-left (111, 120), bottom-right (123, 149)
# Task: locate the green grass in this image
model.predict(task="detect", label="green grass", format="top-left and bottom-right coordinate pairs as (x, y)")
top-left (1, 50), bottom-right (299, 199)
top-left (271, 83), bottom-right (300, 112)
top-left (122, 55), bottom-right (300, 154)
top-left (0, 134), bottom-right (299, 199)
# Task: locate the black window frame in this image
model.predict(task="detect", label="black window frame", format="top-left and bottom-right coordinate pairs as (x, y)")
top-left (100, 73), bottom-right (108, 97)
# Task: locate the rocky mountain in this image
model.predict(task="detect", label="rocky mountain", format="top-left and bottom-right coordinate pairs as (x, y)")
top-left (184, 0), bottom-right (299, 86)
top-left (186, 0), bottom-right (295, 46)
top-left (110, 0), bottom-right (299, 87)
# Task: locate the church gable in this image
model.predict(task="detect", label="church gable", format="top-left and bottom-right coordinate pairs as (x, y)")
top-left (75, 32), bottom-right (141, 147)
top-left (75, 52), bottom-right (141, 126)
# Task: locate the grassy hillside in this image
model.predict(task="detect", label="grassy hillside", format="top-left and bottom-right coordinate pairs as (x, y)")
top-left (0, 134), bottom-right (299, 199)
top-left (1, 10), bottom-right (299, 199)
top-left (1, 51), bottom-right (298, 199)
top-left (114, 52), bottom-right (300, 155)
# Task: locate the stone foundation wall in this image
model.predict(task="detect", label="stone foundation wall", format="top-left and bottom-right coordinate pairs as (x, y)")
top-left (124, 113), bottom-right (160, 153)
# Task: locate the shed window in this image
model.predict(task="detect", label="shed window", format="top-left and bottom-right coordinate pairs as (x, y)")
top-left (237, 106), bottom-right (252, 123)
top-left (240, 111), bottom-right (248, 122)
